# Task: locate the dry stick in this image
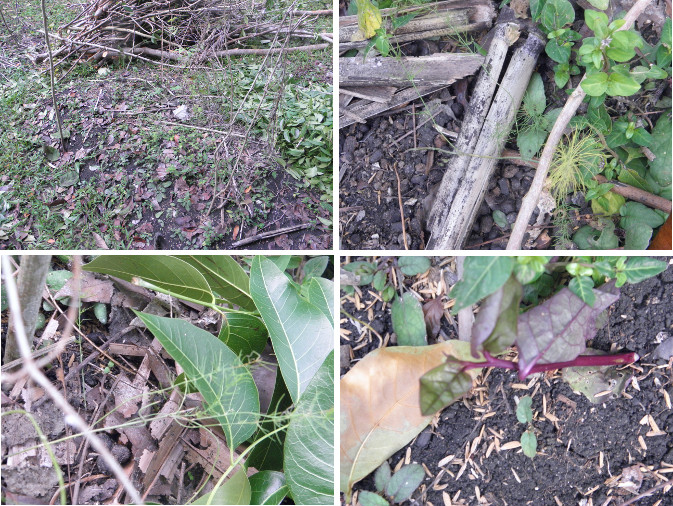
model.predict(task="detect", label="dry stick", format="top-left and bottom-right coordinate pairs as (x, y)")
top-left (0, 256), bottom-right (144, 506)
top-left (507, 0), bottom-right (654, 249)
top-left (125, 42), bottom-right (329, 61)
top-left (429, 31), bottom-right (545, 249)
top-left (620, 477), bottom-right (673, 505)
top-left (501, 149), bottom-right (672, 213)
top-left (40, 0), bottom-right (65, 151)
top-left (427, 23), bottom-right (518, 232)
top-left (230, 222), bottom-right (312, 247)
top-left (393, 164), bottom-right (409, 250)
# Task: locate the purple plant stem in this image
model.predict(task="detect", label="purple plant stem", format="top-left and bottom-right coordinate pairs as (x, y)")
top-left (460, 351), bottom-right (639, 379)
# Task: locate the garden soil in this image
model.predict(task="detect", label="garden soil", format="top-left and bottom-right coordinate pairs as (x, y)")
top-left (340, 258), bottom-right (673, 506)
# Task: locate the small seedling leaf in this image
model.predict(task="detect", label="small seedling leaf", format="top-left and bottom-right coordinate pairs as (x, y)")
top-left (568, 276), bottom-right (596, 307)
top-left (516, 396), bottom-right (533, 424)
top-left (619, 257), bottom-right (668, 284)
top-left (492, 210), bottom-right (509, 229)
top-left (648, 114), bottom-right (672, 187)
top-left (520, 430), bottom-right (537, 458)
top-left (372, 270), bottom-right (387, 292)
top-left (93, 302), bottom-right (108, 324)
top-left (385, 464), bottom-right (425, 503)
top-left (43, 144), bottom-right (60, 161)
top-left (391, 292), bottom-right (427, 346)
top-left (374, 461), bottom-right (392, 492)
top-left (358, 491), bottom-right (389, 506)
top-left (398, 256), bottom-right (431, 276)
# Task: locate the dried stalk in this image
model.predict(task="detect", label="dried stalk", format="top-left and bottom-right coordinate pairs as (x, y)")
top-left (40, 0), bottom-right (65, 150)
top-left (507, 0), bottom-right (654, 249)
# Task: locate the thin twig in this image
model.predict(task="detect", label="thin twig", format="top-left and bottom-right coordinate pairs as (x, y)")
top-left (0, 256), bottom-right (144, 505)
top-left (230, 222), bottom-right (312, 247)
top-left (507, 0), bottom-right (654, 249)
top-left (620, 477), bottom-right (673, 505)
top-left (393, 164), bottom-right (409, 250)
top-left (40, 0), bottom-right (65, 150)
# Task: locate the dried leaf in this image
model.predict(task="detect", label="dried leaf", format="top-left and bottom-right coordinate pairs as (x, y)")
top-left (422, 298), bottom-right (444, 340)
top-left (340, 341), bottom-right (477, 498)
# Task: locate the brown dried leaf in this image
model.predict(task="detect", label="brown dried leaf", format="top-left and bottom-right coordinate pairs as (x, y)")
top-left (340, 340), bottom-right (478, 498)
top-left (422, 297), bottom-right (444, 340)
top-left (54, 270), bottom-right (113, 304)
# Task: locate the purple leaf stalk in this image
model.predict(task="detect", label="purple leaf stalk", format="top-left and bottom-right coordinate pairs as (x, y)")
top-left (459, 351), bottom-right (639, 380)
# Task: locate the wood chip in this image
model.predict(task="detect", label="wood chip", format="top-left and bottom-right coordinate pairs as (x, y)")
top-left (511, 468), bottom-right (521, 483)
top-left (638, 435), bottom-right (647, 450)
top-left (438, 455), bottom-right (455, 467)
top-left (500, 441), bottom-right (522, 451)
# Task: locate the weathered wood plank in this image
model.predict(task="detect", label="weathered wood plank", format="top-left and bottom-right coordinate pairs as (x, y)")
top-left (340, 86), bottom-right (397, 103)
top-left (339, 0), bottom-right (495, 50)
top-left (340, 53), bottom-right (484, 88)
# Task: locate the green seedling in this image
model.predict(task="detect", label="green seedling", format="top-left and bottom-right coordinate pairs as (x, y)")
top-left (358, 461), bottom-right (425, 505)
top-left (516, 396), bottom-right (538, 459)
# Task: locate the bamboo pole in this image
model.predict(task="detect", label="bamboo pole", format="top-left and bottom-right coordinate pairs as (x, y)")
top-left (427, 33), bottom-right (545, 249)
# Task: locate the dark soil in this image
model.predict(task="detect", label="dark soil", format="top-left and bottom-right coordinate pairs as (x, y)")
top-left (341, 257), bottom-right (673, 506)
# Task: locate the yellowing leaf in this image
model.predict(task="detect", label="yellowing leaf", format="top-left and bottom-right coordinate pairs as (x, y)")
top-left (340, 341), bottom-right (478, 498)
top-left (353, 0), bottom-right (382, 41)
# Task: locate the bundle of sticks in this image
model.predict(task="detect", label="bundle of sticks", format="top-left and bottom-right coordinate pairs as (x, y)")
top-left (34, 0), bottom-right (329, 64)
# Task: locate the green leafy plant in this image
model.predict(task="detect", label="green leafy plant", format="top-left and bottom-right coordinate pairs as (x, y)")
top-left (516, 396), bottom-right (537, 458)
top-left (516, 73), bottom-right (558, 160)
top-left (358, 461), bottom-right (425, 505)
top-left (82, 255), bottom-right (335, 505)
top-left (419, 256), bottom-right (668, 417)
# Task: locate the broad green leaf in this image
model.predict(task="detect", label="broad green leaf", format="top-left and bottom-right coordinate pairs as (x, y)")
top-left (568, 276), bottom-right (596, 306)
top-left (398, 256), bottom-right (431, 276)
top-left (385, 464), bottom-right (424, 502)
top-left (249, 471), bottom-right (287, 505)
top-left (649, 114), bottom-right (672, 186)
top-left (521, 430), bottom-right (537, 458)
top-left (342, 261), bottom-right (376, 285)
top-left (546, 39), bottom-right (570, 63)
top-left (372, 270), bottom-right (387, 291)
top-left (541, 0), bottom-right (574, 31)
top-left (581, 72), bottom-right (608, 96)
top-left (302, 256), bottom-right (329, 280)
top-left (93, 303), bottom-right (108, 324)
top-left (584, 9), bottom-right (608, 35)
top-left (250, 256), bottom-right (332, 403)
top-left (554, 63), bottom-right (570, 88)
top-left (284, 351), bottom-right (334, 505)
top-left (340, 341), bottom-right (479, 497)
top-left (624, 225), bottom-right (653, 249)
top-left (419, 362), bottom-right (474, 416)
top-left (619, 202), bottom-right (667, 229)
top-left (523, 73), bottom-right (546, 115)
top-left (177, 256), bottom-right (255, 311)
top-left (606, 73), bottom-right (640, 97)
top-left (84, 256), bottom-right (215, 307)
top-left (135, 313), bottom-right (259, 449)
top-left (374, 462), bottom-right (391, 492)
top-left (192, 467), bottom-right (251, 505)
top-left (304, 277), bottom-right (335, 324)
top-left (450, 257), bottom-right (514, 313)
top-left (516, 396), bottom-right (533, 424)
top-left (391, 293), bottom-right (426, 346)
top-left (585, 0), bottom-right (608, 9)
top-left (43, 144), bottom-right (60, 161)
top-left (47, 270), bottom-right (72, 292)
top-left (619, 257), bottom-right (668, 284)
top-left (218, 312), bottom-right (268, 360)
top-left (517, 128), bottom-right (548, 160)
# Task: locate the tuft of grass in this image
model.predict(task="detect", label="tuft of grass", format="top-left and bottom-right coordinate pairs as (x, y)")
top-left (547, 130), bottom-right (605, 201)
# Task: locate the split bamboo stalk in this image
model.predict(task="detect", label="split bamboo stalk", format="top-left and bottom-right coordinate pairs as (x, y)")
top-left (427, 33), bottom-right (545, 249)
top-left (427, 22), bottom-right (519, 233)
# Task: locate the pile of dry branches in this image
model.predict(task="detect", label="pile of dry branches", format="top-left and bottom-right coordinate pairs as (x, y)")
top-left (34, 0), bottom-right (331, 64)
